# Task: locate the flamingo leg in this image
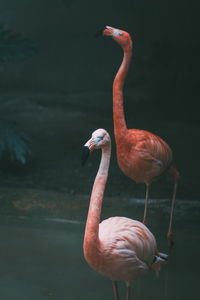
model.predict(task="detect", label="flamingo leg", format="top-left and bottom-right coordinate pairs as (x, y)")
top-left (126, 284), bottom-right (131, 300)
top-left (112, 281), bottom-right (120, 300)
top-left (143, 183), bottom-right (150, 225)
top-left (167, 181), bottom-right (178, 248)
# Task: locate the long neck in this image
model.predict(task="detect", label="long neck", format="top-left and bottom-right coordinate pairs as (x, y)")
top-left (84, 145), bottom-right (111, 246)
top-left (113, 42), bottom-right (132, 139)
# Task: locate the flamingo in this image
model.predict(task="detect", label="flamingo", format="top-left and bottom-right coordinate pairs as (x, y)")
top-left (100, 26), bottom-right (179, 248)
top-left (82, 128), bottom-right (167, 300)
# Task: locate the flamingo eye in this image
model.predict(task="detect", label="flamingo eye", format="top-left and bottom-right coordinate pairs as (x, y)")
top-left (113, 29), bottom-right (123, 37)
top-left (96, 136), bottom-right (103, 144)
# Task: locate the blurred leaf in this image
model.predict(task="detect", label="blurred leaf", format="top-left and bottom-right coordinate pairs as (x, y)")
top-left (0, 120), bottom-right (32, 166)
top-left (0, 24), bottom-right (37, 62)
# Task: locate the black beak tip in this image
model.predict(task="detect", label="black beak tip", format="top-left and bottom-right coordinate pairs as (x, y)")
top-left (93, 26), bottom-right (106, 38)
top-left (82, 146), bottom-right (90, 166)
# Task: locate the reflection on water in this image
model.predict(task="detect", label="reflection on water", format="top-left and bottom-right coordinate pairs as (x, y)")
top-left (0, 199), bottom-right (199, 300)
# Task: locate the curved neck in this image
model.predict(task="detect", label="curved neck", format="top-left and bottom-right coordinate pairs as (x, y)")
top-left (113, 42), bottom-right (132, 139)
top-left (84, 144), bottom-right (111, 246)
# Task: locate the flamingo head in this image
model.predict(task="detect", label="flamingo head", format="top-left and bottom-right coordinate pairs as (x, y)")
top-left (82, 129), bottom-right (110, 165)
top-left (102, 26), bottom-right (132, 48)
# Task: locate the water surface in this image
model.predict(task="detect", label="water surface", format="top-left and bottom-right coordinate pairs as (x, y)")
top-left (0, 198), bottom-right (199, 300)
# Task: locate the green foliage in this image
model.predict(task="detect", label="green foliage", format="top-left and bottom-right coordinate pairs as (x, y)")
top-left (0, 120), bottom-right (32, 166)
top-left (0, 24), bottom-right (36, 62)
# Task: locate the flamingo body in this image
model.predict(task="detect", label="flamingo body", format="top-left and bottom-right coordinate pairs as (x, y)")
top-left (116, 129), bottom-right (174, 184)
top-left (99, 217), bottom-right (155, 283)
top-left (82, 129), bottom-right (167, 299)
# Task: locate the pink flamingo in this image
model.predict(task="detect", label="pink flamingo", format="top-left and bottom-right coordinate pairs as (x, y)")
top-left (101, 26), bottom-right (179, 247)
top-left (82, 128), bottom-right (167, 300)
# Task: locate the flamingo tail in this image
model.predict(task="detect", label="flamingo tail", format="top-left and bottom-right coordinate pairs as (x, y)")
top-left (152, 252), bottom-right (168, 277)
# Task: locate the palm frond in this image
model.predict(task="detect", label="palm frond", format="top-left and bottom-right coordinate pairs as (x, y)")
top-left (0, 24), bottom-right (36, 62)
top-left (0, 120), bottom-right (32, 166)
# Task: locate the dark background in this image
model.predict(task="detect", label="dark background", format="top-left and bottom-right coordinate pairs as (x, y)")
top-left (0, 0), bottom-right (199, 212)
top-left (0, 2), bottom-right (200, 299)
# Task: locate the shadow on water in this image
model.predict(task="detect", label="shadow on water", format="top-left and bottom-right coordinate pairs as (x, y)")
top-left (0, 195), bottom-right (199, 300)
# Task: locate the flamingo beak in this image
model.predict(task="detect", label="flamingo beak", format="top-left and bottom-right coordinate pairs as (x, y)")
top-left (82, 140), bottom-right (96, 165)
top-left (103, 26), bottom-right (113, 36)
top-left (94, 27), bottom-right (106, 38)
top-left (82, 146), bottom-right (90, 165)
top-left (94, 26), bottom-right (112, 38)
